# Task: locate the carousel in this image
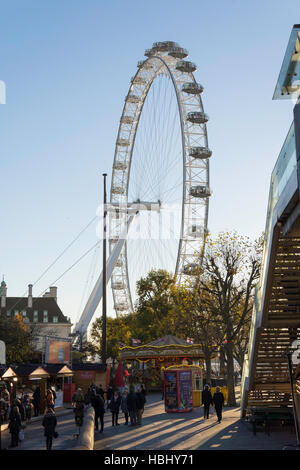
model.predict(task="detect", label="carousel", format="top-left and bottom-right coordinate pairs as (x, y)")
top-left (119, 335), bottom-right (205, 392)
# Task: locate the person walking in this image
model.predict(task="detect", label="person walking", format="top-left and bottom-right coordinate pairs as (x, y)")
top-left (72, 388), bottom-right (85, 429)
top-left (22, 393), bottom-right (32, 424)
top-left (33, 385), bottom-right (40, 417)
top-left (213, 386), bottom-right (225, 423)
top-left (109, 390), bottom-right (121, 426)
top-left (126, 386), bottom-right (137, 426)
top-left (91, 392), bottom-right (105, 433)
top-left (42, 408), bottom-right (57, 450)
top-left (121, 389), bottom-right (129, 425)
top-left (45, 389), bottom-right (55, 411)
top-left (8, 404), bottom-right (22, 448)
top-left (136, 386), bottom-right (146, 425)
top-left (106, 385), bottom-right (113, 410)
top-left (202, 384), bottom-right (213, 420)
top-left (98, 384), bottom-right (105, 401)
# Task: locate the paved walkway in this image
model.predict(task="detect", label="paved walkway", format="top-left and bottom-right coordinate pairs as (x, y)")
top-left (94, 391), bottom-right (297, 451)
top-left (1, 408), bottom-right (79, 450)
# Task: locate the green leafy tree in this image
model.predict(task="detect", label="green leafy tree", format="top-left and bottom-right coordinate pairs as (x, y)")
top-left (0, 315), bottom-right (39, 363)
top-left (194, 232), bottom-right (262, 406)
top-left (90, 315), bottom-right (131, 361)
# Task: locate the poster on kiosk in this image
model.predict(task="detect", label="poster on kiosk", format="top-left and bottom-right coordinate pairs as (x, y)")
top-left (164, 369), bottom-right (193, 413)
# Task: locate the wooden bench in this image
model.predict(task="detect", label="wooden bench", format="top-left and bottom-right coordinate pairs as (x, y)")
top-left (248, 407), bottom-right (294, 436)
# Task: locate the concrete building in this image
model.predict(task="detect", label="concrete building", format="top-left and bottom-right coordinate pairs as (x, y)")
top-left (0, 280), bottom-right (72, 352)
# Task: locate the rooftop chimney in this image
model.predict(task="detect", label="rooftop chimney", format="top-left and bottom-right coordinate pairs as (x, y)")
top-left (43, 286), bottom-right (57, 303)
top-left (28, 284), bottom-right (33, 308)
top-left (1, 279), bottom-right (6, 308)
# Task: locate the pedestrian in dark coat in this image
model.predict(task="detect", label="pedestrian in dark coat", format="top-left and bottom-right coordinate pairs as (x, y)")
top-left (16, 398), bottom-right (25, 422)
top-left (33, 386), bottom-right (40, 417)
top-left (8, 405), bottom-right (22, 448)
top-left (121, 390), bottom-right (129, 425)
top-left (202, 385), bottom-right (213, 419)
top-left (109, 391), bottom-right (121, 426)
top-left (91, 393), bottom-right (105, 432)
top-left (127, 386), bottom-right (137, 426)
top-left (42, 408), bottom-right (57, 450)
top-left (98, 384), bottom-right (105, 400)
top-left (136, 386), bottom-right (146, 425)
top-left (106, 385), bottom-right (113, 409)
top-left (213, 387), bottom-right (225, 423)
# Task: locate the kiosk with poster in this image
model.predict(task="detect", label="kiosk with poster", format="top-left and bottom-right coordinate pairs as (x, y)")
top-left (164, 368), bottom-right (193, 413)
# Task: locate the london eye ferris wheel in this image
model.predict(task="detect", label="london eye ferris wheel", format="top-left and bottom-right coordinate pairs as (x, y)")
top-left (109, 41), bottom-right (212, 316)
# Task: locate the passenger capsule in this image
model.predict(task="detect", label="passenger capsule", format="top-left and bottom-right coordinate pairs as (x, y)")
top-left (152, 41), bottom-right (179, 52)
top-left (187, 112), bottom-right (209, 124)
top-left (189, 147), bottom-right (212, 159)
top-left (189, 185), bottom-right (211, 198)
top-left (182, 263), bottom-right (198, 275)
top-left (168, 47), bottom-right (188, 59)
top-left (182, 82), bottom-right (203, 94)
top-left (176, 60), bottom-right (197, 73)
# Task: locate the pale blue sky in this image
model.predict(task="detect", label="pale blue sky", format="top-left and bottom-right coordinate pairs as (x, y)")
top-left (0, 0), bottom-right (298, 328)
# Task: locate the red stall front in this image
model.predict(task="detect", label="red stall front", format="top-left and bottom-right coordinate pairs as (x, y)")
top-left (164, 368), bottom-right (193, 413)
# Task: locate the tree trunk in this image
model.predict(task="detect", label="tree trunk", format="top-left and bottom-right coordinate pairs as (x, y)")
top-left (219, 348), bottom-right (226, 378)
top-left (204, 347), bottom-right (212, 385)
top-left (226, 342), bottom-right (236, 406)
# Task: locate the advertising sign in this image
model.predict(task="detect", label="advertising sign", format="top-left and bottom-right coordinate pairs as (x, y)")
top-left (178, 370), bottom-right (193, 411)
top-left (78, 371), bottom-right (95, 381)
top-left (45, 338), bottom-right (71, 364)
top-left (164, 371), bottom-right (178, 411)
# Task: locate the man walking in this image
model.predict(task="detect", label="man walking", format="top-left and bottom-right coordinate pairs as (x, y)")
top-left (127, 385), bottom-right (137, 426)
top-left (202, 384), bottom-right (213, 420)
top-left (91, 392), bottom-right (105, 433)
top-left (33, 386), bottom-right (40, 417)
top-left (136, 386), bottom-right (146, 426)
top-left (213, 386), bottom-right (225, 423)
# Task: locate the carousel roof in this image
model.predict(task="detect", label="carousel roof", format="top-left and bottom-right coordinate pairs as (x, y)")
top-left (119, 335), bottom-right (204, 360)
top-left (148, 335), bottom-right (192, 347)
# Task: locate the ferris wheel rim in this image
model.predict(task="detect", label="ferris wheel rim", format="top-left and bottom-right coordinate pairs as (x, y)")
top-left (109, 43), bottom-right (211, 316)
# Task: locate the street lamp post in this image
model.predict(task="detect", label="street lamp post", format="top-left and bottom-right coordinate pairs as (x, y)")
top-left (101, 173), bottom-right (107, 365)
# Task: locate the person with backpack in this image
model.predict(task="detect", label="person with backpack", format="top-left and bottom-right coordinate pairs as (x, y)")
top-left (8, 404), bottom-right (22, 448)
top-left (42, 408), bottom-right (58, 450)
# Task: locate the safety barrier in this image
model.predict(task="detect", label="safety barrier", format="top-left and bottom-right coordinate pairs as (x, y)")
top-left (72, 406), bottom-right (95, 450)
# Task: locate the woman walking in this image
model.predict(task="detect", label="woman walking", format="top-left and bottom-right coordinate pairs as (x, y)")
top-left (45, 389), bottom-right (55, 411)
top-left (109, 390), bottom-right (121, 426)
top-left (8, 404), bottom-right (22, 448)
top-left (42, 408), bottom-right (57, 450)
